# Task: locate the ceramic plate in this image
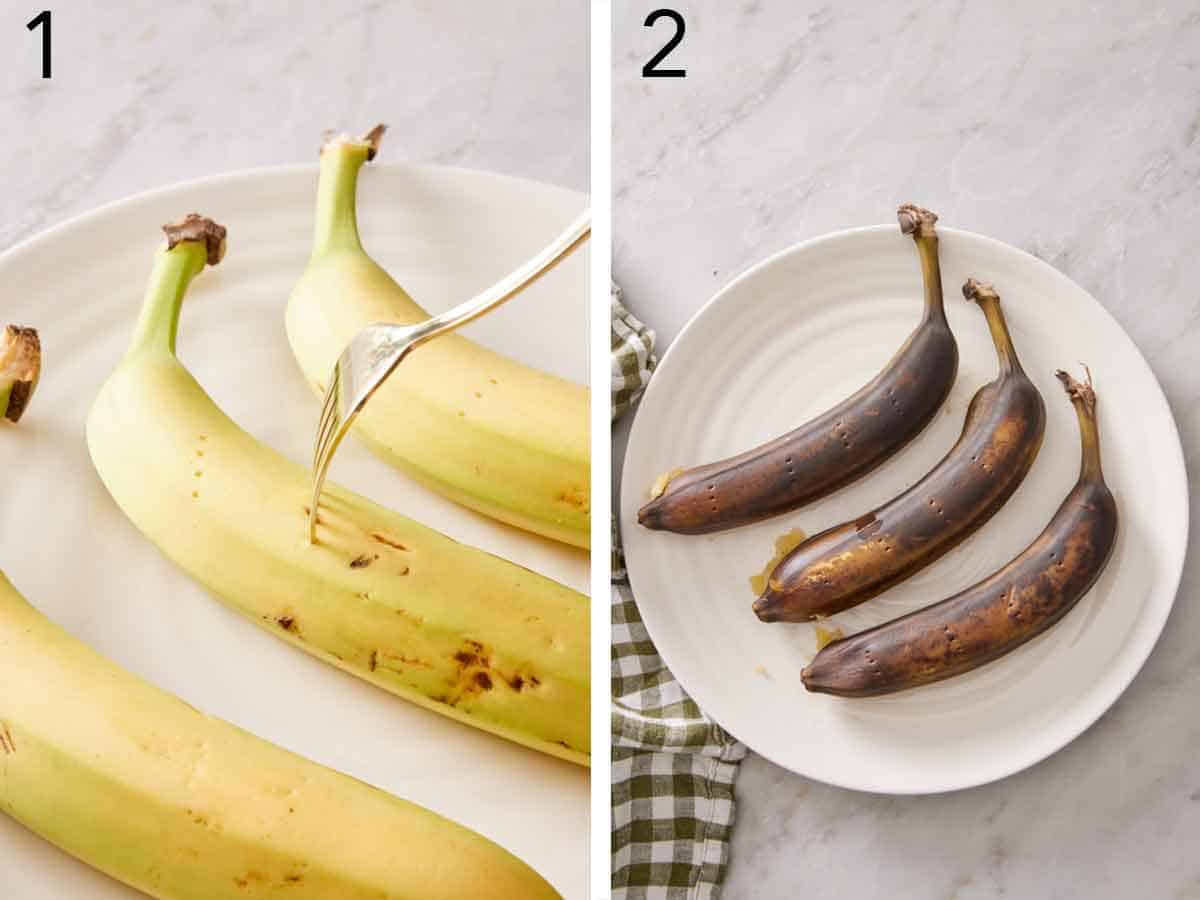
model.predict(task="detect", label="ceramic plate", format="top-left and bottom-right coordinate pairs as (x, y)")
top-left (0, 164), bottom-right (588, 896)
top-left (620, 225), bottom-right (1187, 794)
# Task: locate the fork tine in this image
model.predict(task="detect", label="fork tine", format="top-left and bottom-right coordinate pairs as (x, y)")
top-left (310, 415), bottom-right (353, 544)
top-left (313, 395), bottom-right (337, 469)
top-left (313, 368), bottom-right (341, 462)
top-left (305, 210), bottom-right (589, 544)
top-left (316, 401), bottom-right (360, 490)
top-left (320, 364), bottom-right (342, 430)
top-left (308, 366), bottom-right (343, 542)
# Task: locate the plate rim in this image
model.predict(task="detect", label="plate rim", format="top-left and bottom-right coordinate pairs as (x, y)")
top-left (0, 160), bottom-right (587, 271)
top-left (620, 222), bottom-right (1189, 795)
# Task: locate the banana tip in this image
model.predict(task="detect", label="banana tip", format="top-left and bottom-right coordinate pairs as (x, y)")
top-left (636, 501), bottom-right (662, 529)
top-left (800, 671), bottom-right (833, 695)
top-left (799, 665), bottom-right (829, 695)
top-left (752, 596), bottom-right (777, 622)
top-left (800, 676), bottom-right (833, 696)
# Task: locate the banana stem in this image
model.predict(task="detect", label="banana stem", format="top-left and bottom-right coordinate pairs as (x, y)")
top-left (311, 125), bottom-right (386, 258)
top-left (0, 325), bottom-right (40, 423)
top-left (963, 278), bottom-right (1022, 374)
top-left (128, 216), bottom-right (226, 356)
top-left (128, 243), bottom-right (206, 356)
top-left (1057, 367), bottom-right (1104, 481)
top-left (898, 204), bottom-right (947, 325)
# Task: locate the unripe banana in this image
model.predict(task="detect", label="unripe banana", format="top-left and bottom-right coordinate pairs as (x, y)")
top-left (0, 571), bottom-right (560, 898)
top-left (87, 216), bottom-right (589, 766)
top-left (285, 126), bottom-right (590, 548)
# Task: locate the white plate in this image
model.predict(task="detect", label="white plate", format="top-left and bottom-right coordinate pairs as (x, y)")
top-left (620, 224), bottom-right (1188, 795)
top-left (0, 164), bottom-right (589, 896)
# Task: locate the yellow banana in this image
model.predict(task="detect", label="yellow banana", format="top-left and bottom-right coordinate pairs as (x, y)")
top-left (87, 216), bottom-right (589, 766)
top-left (285, 126), bottom-right (591, 548)
top-left (0, 571), bottom-right (559, 898)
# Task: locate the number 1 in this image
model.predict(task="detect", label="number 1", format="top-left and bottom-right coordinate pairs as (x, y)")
top-left (27, 10), bottom-right (51, 79)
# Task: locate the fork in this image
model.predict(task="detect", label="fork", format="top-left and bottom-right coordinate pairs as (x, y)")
top-left (308, 208), bottom-right (591, 543)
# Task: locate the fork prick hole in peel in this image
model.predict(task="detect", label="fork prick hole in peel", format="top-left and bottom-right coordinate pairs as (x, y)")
top-left (306, 503), bottom-right (321, 545)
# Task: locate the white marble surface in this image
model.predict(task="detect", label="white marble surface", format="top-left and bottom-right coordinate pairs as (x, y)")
top-left (0, 0), bottom-right (588, 249)
top-left (613, 2), bottom-right (1200, 897)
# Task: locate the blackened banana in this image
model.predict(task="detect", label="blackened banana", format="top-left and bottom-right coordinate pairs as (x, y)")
top-left (637, 205), bottom-right (958, 534)
top-left (802, 369), bottom-right (1116, 697)
top-left (754, 279), bottom-right (1045, 622)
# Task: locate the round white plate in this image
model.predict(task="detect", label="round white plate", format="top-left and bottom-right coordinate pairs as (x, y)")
top-left (0, 164), bottom-right (588, 896)
top-left (620, 224), bottom-right (1187, 795)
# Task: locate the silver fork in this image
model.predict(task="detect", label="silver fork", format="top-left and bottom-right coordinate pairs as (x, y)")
top-left (308, 209), bottom-right (591, 543)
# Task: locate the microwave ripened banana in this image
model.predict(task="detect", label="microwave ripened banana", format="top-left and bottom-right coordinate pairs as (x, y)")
top-left (87, 216), bottom-right (589, 766)
top-left (754, 279), bottom-right (1046, 623)
top-left (802, 368), bottom-right (1117, 697)
top-left (637, 205), bottom-right (958, 534)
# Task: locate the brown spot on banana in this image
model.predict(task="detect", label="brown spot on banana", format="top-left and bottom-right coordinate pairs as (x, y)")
top-left (371, 532), bottom-right (409, 551)
top-left (638, 205), bottom-right (958, 534)
top-left (755, 279), bottom-right (1046, 622)
top-left (802, 368), bottom-right (1116, 696)
top-left (375, 653), bottom-right (432, 671)
top-left (454, 650), bottom-right (481, 667)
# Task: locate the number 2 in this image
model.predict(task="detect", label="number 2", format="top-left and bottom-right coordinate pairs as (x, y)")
top-left (27, 10), bottom-right (51, 79)
top-left (642, 9), bottom-right (686, 78)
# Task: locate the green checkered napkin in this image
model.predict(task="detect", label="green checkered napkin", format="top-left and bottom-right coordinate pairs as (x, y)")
top-left (611, 284), bottom-right (656, 427)
top-left (611, 285), bottom-right (747, 899)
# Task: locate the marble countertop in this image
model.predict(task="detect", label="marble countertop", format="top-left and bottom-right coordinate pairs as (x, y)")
top-left (0, 0), bottom-right (588, 251)
top-left (613, 2), bottom-right (1200, 897)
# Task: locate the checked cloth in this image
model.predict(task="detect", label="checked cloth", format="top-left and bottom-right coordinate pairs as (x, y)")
top-left (611, 284), bottom-right (748, 899)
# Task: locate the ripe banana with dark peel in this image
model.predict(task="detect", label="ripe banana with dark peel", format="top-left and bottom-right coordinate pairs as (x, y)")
top-left (285, 126), bottom-right (591, 549)
top-left (802, 368), bottom-right (1117, 697)
top-left (0, 571), bottom-right (560, 898)
top-left (637, 205), bottom-right (958, 535)
top-left (87, 216), bottom-right (589, 766)
top-left (0, 325), bottom-right (41, 423)
top-left (754, 279), bottom-right (1046, 623)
